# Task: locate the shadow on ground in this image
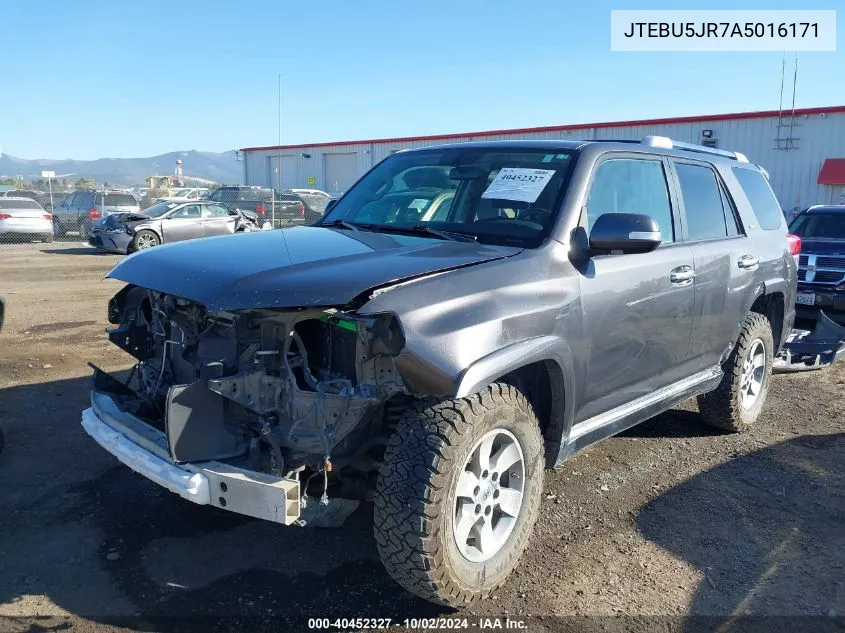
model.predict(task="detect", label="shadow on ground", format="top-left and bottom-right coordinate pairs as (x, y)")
top-left (637, 431), bottom-right (845, 631)
top-left (0, 376), bottom-right (445, 631)
top-left (38, 247), bottom-right (114, 256)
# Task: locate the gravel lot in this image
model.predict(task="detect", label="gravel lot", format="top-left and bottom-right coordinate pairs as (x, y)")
top-left (0, 241), bottom-right (842, 632)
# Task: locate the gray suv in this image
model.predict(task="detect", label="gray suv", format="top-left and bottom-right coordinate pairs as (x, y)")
top-left (53, 190), bottom-right (139, 237)
top-left (82, 137), bottom-right (796, 606)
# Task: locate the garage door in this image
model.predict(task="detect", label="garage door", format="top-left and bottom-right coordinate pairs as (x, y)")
top-left (269, 155), bottom-right (298, 191)
top-left (324, 153), bottom-right (359, 196)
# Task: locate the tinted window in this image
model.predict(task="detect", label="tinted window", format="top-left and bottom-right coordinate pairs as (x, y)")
top-left (0, 199), bottom-right (42, 209)
top-left (104, 194), bottom-right (137, 206)
top-left (732, 167), bottom-right (783, 230)
top-left (171, 205), bottom-right (202, 219)
top-left (675, 163), bottom-right (729, 241)
top-left (788, 213), bottom-right (845, 239)
top-left (586, 158), bottom-right (674, 243)
top-left (720, 185), bottom-right (741, 236)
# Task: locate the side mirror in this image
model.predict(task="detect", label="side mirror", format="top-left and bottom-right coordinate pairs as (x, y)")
top-left (589, 213), bottom-right (662, 254)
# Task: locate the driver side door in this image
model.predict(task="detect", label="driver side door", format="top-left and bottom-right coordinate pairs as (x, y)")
top-left (162, 204), bottom-right (204, 243)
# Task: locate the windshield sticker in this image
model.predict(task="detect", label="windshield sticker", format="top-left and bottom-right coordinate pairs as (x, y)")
top-left (481, 168), bottom-right (556, 203)
top-left (408, 198), bottom-right (431, 210)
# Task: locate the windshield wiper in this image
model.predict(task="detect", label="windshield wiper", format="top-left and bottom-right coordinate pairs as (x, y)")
top-left (404, 224), bottom-right (478, 242)
top-left (321, 218), bottom-right (371, 232)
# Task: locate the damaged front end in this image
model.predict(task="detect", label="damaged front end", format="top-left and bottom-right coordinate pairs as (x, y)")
top-left (85, 284), bottom-right (410, 526)
top-left (774, 311), bottom-right (845, 372)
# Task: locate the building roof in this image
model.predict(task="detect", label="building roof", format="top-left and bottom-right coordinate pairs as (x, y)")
top-left (240, 104), bottom-right (845, 153)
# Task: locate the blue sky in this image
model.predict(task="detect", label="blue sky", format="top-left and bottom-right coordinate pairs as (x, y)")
top-left (0, 0), bottom-right (842, 160)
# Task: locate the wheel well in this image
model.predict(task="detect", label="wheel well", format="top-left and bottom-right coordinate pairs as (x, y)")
top-left (750, 292), bottom-right (785, 349)
top-left (499, 360), bottom-right (564, 442)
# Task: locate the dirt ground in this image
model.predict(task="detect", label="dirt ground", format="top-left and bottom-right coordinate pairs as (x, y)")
top-left (0, 241), bottom-right (843, 633)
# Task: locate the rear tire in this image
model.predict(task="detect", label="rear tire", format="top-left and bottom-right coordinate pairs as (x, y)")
top-left (41, 233), bottom-right (53, 243)
top-left (697, 312), bottom-right (773, 432)
top-left (132, 229), bottom-right (160, 251)
top-left (374, 384), bottom-right (544, 605)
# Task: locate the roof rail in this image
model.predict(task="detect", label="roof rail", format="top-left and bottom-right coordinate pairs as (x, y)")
top-left (641, 136), bottom-right (750, 163)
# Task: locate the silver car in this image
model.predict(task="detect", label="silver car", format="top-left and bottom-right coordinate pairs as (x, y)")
top-left (0, 197), bottom-right (53, 242)
top-left (89, 200), bottom-right (258, 253)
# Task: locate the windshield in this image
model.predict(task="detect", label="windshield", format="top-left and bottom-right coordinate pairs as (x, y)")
top-left (142, 201), bottom-right (180, 218)
top-left (789, 212), bottom-right (845, 240)
top-left (320, 148), bottom-right (575, 246)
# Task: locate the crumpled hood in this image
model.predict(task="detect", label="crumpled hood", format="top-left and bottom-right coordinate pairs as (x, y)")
top-left (107, 226), bottom-right (521, 310)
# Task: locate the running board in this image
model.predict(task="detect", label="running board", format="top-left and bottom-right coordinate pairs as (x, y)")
top-left (565, 367), bottom-right (722, 454)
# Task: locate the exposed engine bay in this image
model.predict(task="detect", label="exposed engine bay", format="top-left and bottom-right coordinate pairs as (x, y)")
top-left (97, 284), bottom-right (412, 511)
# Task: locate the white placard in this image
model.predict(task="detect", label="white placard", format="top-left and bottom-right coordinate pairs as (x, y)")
top-left (41, 170), bottom-right (56, 178)
top-left (482, 168), bottom-right (556, 204)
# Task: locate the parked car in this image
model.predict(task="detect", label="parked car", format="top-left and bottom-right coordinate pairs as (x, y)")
top-left (83, 137), bottom-right (796, 606)
top-left (788, 205), bottom-right (845, 325)
top-left (206, 186), bottom-right (322, 227)
top-left (37, 191), bottom-right (71, 213)
top-left (1, 189), bottom-right (43, 201)
top-left (88, 200), bottom-right (259, 253)
top-left (287, 188), bottom-right (333, 214)
top-left (0, 197), bottom-right (53, 242)
top-left (53, 190), bottom-right (140, 238)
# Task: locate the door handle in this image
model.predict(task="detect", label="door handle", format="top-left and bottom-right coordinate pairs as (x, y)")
top-left (738, 254), bottom-right (759, 270)
top-left (670, 265), bottom-right (695, 285)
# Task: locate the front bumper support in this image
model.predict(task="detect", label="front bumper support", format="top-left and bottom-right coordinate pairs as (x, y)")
top-left (82, 393), bottom-right (301, 525)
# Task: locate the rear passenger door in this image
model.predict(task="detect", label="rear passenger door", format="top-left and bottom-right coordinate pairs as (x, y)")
top-left (670, 160), bottom-right (759, 371)
top-left (202, 204), bottom-right (237, 236)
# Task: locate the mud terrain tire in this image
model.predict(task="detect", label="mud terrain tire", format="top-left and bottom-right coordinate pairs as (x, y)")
top-left (374, 383), bottom-right (544, 605)
top-left (697, 311), bottom-right (774, 432)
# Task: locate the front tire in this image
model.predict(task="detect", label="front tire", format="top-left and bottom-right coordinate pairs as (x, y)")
top-left (697, 311), bottom-right (774, 432)
top-left (374, 384), bottom-right (544, 605)
top-left (132, 229), bottom-right (160, 251)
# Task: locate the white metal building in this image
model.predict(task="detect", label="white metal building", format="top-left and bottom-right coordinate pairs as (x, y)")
top-left (240, 105), bottom-right (845, 214)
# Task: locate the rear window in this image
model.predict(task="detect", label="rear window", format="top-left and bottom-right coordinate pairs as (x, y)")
top-left (732, 167), bottom-right (783, 231)
top-left (0, 199), bottom-right (42, 209)
top-left (298, 193), bottom-right (330, 213)
top-left (103, 194), bottom-right (137, 206)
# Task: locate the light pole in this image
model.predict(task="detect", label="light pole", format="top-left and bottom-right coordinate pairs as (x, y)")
top-left (41, 170), bottom-right (56, 211)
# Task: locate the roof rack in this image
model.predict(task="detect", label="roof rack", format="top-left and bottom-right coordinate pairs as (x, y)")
top-left (641, 136), bottom-right (750, 163)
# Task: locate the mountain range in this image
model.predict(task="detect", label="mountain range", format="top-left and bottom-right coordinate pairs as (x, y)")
top-left (0, 150), bottom-right (243, 186)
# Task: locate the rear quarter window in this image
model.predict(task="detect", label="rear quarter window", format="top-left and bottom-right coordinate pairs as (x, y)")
top-left (104, 194), bottom-right (138, 206)
top-left (732, 167), bottom-right (783, 231)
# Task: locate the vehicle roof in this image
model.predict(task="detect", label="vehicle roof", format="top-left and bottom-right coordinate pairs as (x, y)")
top-left (2, 196), bottom-right (41, 201)
top-left (804, 205), bottom-right (845, 214)
top-left (401, 139), bottom-right (756, 167)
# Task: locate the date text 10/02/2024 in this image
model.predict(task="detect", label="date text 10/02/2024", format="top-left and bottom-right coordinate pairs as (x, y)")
top-left (307, 617), bottom-right (528, 630)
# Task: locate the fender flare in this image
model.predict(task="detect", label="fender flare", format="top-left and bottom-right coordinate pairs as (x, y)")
top-left (454, 336), bottom-right (576, 466)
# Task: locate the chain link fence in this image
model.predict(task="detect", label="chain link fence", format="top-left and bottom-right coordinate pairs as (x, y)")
top-left (0, 181), bottom-right (223, 245)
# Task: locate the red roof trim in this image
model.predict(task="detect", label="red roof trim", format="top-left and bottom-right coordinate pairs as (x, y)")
top-left (240, 104), bottom-right (845, 153)
top-left (818, 158), bottom-right (845, 185)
